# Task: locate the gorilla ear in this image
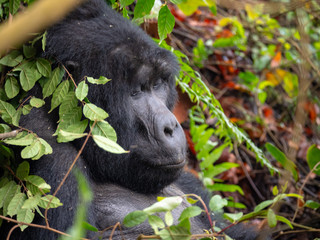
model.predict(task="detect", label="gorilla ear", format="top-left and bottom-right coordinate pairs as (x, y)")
top-left (65, 61), bottom-right (79, 76)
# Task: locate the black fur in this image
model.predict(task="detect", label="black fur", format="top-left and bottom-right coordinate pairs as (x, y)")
top-left (0, 0), bottom-right (261, 239)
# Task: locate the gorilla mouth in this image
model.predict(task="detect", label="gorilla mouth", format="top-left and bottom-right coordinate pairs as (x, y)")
top-left (156, 157), bottom-right (186, 169)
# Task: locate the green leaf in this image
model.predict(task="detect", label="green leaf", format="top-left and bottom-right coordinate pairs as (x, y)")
top-left (119, 0), bottom-right (134, 8)
top-left (23, 45), bottom-right (36, 58)
top-left (16, 161), bottom-right (30, 179)
top-left (0, 100), bottom-right (16, 124)
top-left (144, 196), bottom-right (183, 214)
top-left (75, 81), bottom-right (88, 101)
top-left (91, 120), bottom-right (117, 142)
top-left (276, 215), bottom-right (293, 229)
top-left (134, 0), bottom-right (155, 19)
top-left (9, 0), bottom-right (20, 14)
top-left (0, 50), bottom-right (22, 67)
top-left (57, 130), bottom-right (87, 143)
top-left (7, 193), bottom-right (26, 217)
top-left (272, 186), bottom-right (279, 196)
top-left (0, 181), bottom-right (20, 215)
top-left (209, 195), bottom-right (228, 212)
top-left (50, 80), bottom-right (70, 112)
top-left (179, 206), bottom-right (202, 221)
top-left (265, 143), bottom-right (298, 181)
top-left (5, 76), bottom-right (20, 99)
top-left (17, 208), bottom-right (35, 231)
top-left (36, 58), bottom-right (51, 77)
top-left (306, 145), bottom-right (320, 175)
top-left (87, 76), bottom-right (111, 85)
top-left (42, 67), bottom-right (65, 98)
top-left (92, 135), bottom-right (127, 154)
top-left (12, 107), bottom-right (22, 126)
top-left (206, 162), bottom-right (239, 178)
top-left (123, 210), bottom-right (148, 227)
top-left (21, 140), bottom-right (41, 159)
top-left (22, 104), bottom-right (32, 115)
top-left (207, 183), bottom-right (244, 195)
top-left (267, 209), bottom-right (277, 227)
top-left (83, 103), bottom-right (108, 121)
top-left (31, 142), bottom-right (46, 160)
top-left (148, 215), bottom-right (165, 233)
top-left (39, 138), bottom-right (52, 154)
top-left (254, 200), bottom-right (274, 212)
top-left (158, 226), bottom-right (191, 240)
top-left (38, 195), bottom-right (63, 209)
top-left (30, 97), bottom-right (45, 108)
top-left (4, 132), bottom-right (35, 146)
top-left (25, 175), bottom-right (51, 191)
top-left (22, 195), bottom-right (41, 209)
top-left (82, 222), bottom-right (98, 232)
top-left (165, 211), bottom-right (173, 226)
top-left (158, 5), bottom-right (175, 44)
top-left (305, 200), bottom-right (320, 210)
top-left (20, 67), bottom-right (41, 91)
top-left (59, 91), bottom-right (78, 118)
top-left (223, 212), bottom-right (243, 223)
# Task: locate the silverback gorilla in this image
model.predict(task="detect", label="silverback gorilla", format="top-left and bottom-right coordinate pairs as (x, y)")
top-left (1, 0), bottom-right (261, 239)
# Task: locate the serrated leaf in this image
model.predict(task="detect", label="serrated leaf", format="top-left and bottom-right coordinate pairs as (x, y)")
top-left (92, 135), bottom-right (127, 154)
top-left (179, 206), bottom-right (202, 221)
top-left (50, 80), bottom-right (70, 112)
top-left (87, 76), bottom-right (111, 85)
top-left (0, 50), bottom-right (23, 67)
top-left (9, 0), bottom-right (20, 14)
top-left (17, 208), bottom-right (35, 231)
top-left (5, 76), bottom-right (20, 99)
top-left (1, 181), bottom-right (20, 215)
top-left (21, 140), bottom-right (41, 159)
top-left (4, 132), bottom-right (35, 146)
top-left (22, 195), bottom-right (41, 209)
top-left (42, 67), bottom-right (65, 98)
top-left (267, 209), bottom-right (277, 227)
top-left (158, 226), bottom-right (191, 240)
top-left (209, 195), bottom-right (228, 212)
top-left (25, 175), bottom-right (51, 191)
top-left (134, 0), bottom-right (155, 19)
top-left (83, 103), bottom-right (108, 121)
top-left (91, 120), bottom-right (117, 142)
top-left (0, 100), bottom-right (16, 124)
top-left (7, 193), bottom-right (26, 217)
top-left (30, 97), bottom-right (45, 108)
top-left (306, 145), bottom-right (320, 175)
top-left (123, 210), bottom-right (148, 227)
top-left (12, 107), bottom-right (22, 126)
top-left (59, 91), bottom-right (78, 118)
top-left (36, 58), bottom-right (51, 77)
top-left (0, 181), bottom-right (20, 209)
top-left (57, 130), bottom-right (87, 143)
top-left (158, 5), bottom-right (175, 44)
top-left (144, 196), bottom-right (183, 214)
top-left (20, 67), bottom-right (42, 91)
top-left (38, 195), bottom-right (63, 209)
top-left (75, 81), bottom-right (88, 101)
top-left (16, 161), bottom-right (30, 179)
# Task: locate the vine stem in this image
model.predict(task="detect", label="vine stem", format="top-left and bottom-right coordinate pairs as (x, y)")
top-left (0, 215), bottom-right (88, 240)
top-left (44, 120), bottom-right (97, 227)
top-left (292, 160), bottom-right (320, 222)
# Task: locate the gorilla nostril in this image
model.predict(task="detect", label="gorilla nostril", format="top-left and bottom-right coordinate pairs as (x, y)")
top-left (164, 126), bottom-right (173, 137)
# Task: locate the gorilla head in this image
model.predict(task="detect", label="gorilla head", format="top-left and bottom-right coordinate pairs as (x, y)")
top-left (45, 0), bottom-right (187, 194)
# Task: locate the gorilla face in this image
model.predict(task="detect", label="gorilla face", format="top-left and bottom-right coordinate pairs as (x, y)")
top-left (45, 1), bottom-right (187, 194)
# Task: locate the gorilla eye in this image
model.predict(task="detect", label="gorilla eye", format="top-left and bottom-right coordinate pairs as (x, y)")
top-left (153, 79), bottom-right (163, 90)
top-left (131, 90), bottom-right (142, 97)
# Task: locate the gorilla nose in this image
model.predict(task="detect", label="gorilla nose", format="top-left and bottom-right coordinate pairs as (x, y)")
top-left (157, 113), bottom-right (185, 148)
